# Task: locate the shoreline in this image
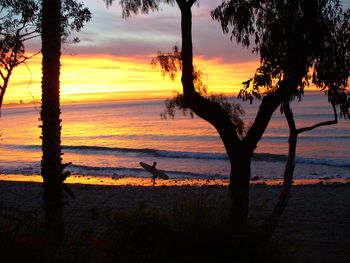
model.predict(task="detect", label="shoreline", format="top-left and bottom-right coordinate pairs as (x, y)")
top-left (1, 174), bottom-right (349, 187)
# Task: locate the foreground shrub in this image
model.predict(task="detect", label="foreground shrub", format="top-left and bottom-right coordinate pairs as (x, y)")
top-left (0, 203), bottom-right (295, 263)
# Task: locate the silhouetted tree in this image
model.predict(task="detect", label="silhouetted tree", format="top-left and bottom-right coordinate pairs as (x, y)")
top-left (0, 0), bottom-right (39, 111)
top-left (259, 6), bottom-right (350, 240)
top-left (41, 0), bottom-right (65, 241)
top-left (109, 0), bottom-right (349, 226)
top-left (0, 0), bottom-right (90, 111)
top-left (212, 0), bottom-right (349, 226)
top-left (258, 102), bottom-right (338, 238)
top-left (40, 0), bottom-right (90, 240)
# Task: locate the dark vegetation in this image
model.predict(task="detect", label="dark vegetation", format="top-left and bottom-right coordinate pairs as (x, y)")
top-left (0, 200), bottom-right (295, 263)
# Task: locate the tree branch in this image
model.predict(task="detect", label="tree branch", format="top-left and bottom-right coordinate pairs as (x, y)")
top-left (283, 102), bottom-right (297, 133)
top-left (19, 29), bottom-right (38, 39)
top-left (297, 104), bottom-right (338, 134)
top-left (244, 87), bottom-right (287, 149)
top-left (176, 0), bottom-right (241, 151)
top-left (0, 70), bottom-right (5, 81)
top-left (22, 34), bottom-right (40, 42)
top-left (0, 58), bottom-right (10, 71)
top-left (23, 50), bottom-right (41, 61)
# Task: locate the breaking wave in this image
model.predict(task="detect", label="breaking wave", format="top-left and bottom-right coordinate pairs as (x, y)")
top-left (3, 144), bottom-right (349, 167)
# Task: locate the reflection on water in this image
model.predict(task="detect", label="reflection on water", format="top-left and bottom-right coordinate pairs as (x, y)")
top-left (0, 93), bottom-right (349, 182)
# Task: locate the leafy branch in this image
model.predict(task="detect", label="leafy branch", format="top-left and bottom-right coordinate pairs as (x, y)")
top-left (152, 45), bottom-right (248, 136)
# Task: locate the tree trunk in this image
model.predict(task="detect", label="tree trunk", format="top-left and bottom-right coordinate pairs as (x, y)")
top-left (258, 102), bottom-right (338, 241)
top-left (0, 90), bottom-right (5, 110)
top-left (0, 74), bottom-right (11, 111)
top-left (41, 0), bottom-right (64, 240)
top-left (228, 147), bottom-right (253, 225)
top-left (258, 102), bottom-right (297, 240)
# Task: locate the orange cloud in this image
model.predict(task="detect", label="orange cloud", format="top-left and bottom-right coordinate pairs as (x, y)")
top-left (3, 53), bottom-right (260, 104)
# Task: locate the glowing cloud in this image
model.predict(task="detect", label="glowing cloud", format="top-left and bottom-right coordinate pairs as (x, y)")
top-left (4, 53), bottom-right (259, 104)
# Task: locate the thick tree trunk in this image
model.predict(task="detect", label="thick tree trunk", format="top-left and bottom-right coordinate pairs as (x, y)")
top-left (41, 0), bottom-right (64, 240)
top-left (228, 147), bottom-right (253, 225)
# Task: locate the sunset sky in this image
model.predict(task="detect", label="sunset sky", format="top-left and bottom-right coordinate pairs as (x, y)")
top-left (4, 0), bottom-right (350, 104)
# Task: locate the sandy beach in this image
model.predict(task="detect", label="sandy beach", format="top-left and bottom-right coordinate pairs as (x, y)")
top-left (1, 180), bottom-right (349, 262)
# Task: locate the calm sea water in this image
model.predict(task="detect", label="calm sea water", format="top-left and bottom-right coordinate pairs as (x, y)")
top-left (0, 92), bottom-right (349, 181)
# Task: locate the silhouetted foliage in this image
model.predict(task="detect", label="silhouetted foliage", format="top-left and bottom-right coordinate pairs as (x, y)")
top-left (105, 0), bottom-right (175, 18)
top-left (212, 0), bottom-right (350, 114)
top-left (152, 46), bottom-right (247, 136)
top-left (0, 0), bottom-right (39, 110)
top-left (61, 0), bottom-right (92, 42)
top-left (312, 8), bottom-right (350, 118)
top-left (151, 45), bottom-right (182, 81)
top-left (0, 0), bottom-right (91, 111)
top-left (211, 0), bottom-right (349, 225)
top-left (213, 0), bottom-right (349, 237)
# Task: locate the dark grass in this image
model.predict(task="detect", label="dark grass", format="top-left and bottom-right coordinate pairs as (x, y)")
top-left (0, 202), bottom-right (295, 263)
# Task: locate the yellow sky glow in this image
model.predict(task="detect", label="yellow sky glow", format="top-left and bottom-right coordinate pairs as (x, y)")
top-left (4, 53), bottom-right (260, 104)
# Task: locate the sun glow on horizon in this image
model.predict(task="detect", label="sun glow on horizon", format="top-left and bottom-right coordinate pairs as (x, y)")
top-left (4, 53), bottom-right (260, 104)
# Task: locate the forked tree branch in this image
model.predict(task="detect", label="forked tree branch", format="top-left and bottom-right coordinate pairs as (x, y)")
top-left (188, 0), bottom-right (197, 7)
top-left (176, 0), bottom-right (196, 9)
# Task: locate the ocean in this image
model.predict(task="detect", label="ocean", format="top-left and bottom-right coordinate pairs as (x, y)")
top-left (0, 92), bottom-right (349, 183)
